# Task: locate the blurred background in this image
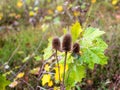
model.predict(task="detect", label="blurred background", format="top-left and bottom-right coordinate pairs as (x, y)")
top-left (0, 0), bottom-right (120, 89)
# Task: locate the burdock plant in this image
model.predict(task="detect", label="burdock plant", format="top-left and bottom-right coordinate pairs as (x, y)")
top-left (62, 33), bottom-right (72, 87)
top-left (52, 37), bottom-right (61, 83)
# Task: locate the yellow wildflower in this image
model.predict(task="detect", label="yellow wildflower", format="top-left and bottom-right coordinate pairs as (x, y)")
top-left (48, 80), bottom-right (53, 87)
top-left (91, 0), bottom-right (96, 4)
top-left (112, 0), bottom-right (118, 5)
top-left (54, 72), bottom-right (59, 81)
top-left (54, 86), bottom-right (60, 90)
top-left (42, 74), bottom-right (51, 86)
top-left (29, 11), bottom-right (35, 17)
top-left (73, 11), bottom-right (80, 17)
top-left (54, 64), bottom-right (68, 81)
top-left (17, 1), bottom-right (23, 8)
top-left (44, 64), bottom-right (50, 72)
top-left (16, 72), bottom-right (24, 79)
top-left (56, 6), bottom-right (63, 12)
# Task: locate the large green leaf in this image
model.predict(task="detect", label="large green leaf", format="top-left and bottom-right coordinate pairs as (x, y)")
top-left (80, 27), bottom-right (108, 69)
top-left (65, 63), bottom-right (86, 90)
top-left (81, 27), bottom-right (105, 48)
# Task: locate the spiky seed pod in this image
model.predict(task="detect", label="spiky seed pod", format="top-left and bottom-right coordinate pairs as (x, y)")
top-left (52, 37), bottom-right (61, 51)
top-left (62, 33), bottom-right (72, 51)
top-left (73, 42), bottom-right (80, 54)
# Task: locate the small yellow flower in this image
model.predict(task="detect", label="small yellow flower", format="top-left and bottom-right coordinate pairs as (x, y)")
top-left (73, 11), bottom-right (80, 17)
top-left (44, 64), bottom-right (50, 72)
top-left (54, 72), bottom-right (59, 81)
top-left (112, 0), bottom-right (118, 5)
top-left (17, 1), bottom-right (23, 8)
top-left (48, 80), bottom-right (53, 87)
top-left (16, 72), bottom-right (24, 79)
top-left (56, 6), bottom-right (63, 12)
top-left (91, 0), bottom-right (96, 4)
top-left (54, 64), bottom-right (68, 81)
top-left (29, 11), bottom-right (35, 17)
top-left (54, 86), bottom-right (60, 90)
top-left (42, 74), bottom-right (51, 86)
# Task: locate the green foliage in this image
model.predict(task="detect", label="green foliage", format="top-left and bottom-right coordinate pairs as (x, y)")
top-left (34, 55), bottom-right (41, 61)
top-left (0, 75), bottom-right (10, 90)
top-left (66, 63), bottom-right (85, 90)
top-left (43, 38), bottom-right (52, 60)
top-left (0, 0), bottom-right (116, 89)
top-left (80, 27), bottom-right (108, 69)
top-left (0, 27), bottom-right (46, 64)
top-left (71, 21), bottom-right (83, 42)
top-left (43, 22), bottom-right (108, 89)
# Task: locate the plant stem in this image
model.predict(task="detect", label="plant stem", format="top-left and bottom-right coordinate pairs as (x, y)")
top-left (83, 4), bottom-right (93, 30)
top-left (63, 51), bottom-right (67, 88)
top-left (55, 50), bottom-right (61, 83)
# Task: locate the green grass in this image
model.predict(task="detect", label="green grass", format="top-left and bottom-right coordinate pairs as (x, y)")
top-left (0, 26), bottom-right (47, 64)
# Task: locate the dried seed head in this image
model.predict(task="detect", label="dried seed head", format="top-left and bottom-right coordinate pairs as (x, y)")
top-left (52, 37), bottom-right (61, 50)
top-left (72, 42), bottom-right (80, 54)
top-left (62, 33), bottom-right (72, 51)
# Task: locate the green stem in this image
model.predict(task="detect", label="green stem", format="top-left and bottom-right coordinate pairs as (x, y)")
top-left (83, 4), bottom-right (93, 30)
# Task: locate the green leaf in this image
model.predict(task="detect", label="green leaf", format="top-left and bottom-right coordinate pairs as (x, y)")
top-left (65, 64), bottom-right (86, 90)
top-left (34, 56), bottom-right (41, 61)
top-left (0, 75), bottom-right (10, 90)
top-left (81, 27), bottom-right (105, 48)
top-left (71, 21), bottom-right (83, 42)
top-left (43, 38), bottom-right (53, 60)
top-left (76, 85), bottom-right (81, 90)
top-left (44, 16), bottom-right (52, 20)
top-left (80, 27), bottom-right (108, 69)
top-left (53, 17), bottom-right (60, 24)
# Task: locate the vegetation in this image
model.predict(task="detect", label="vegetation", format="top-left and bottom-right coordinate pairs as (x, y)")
top-left (0, 0), bottom-right (120, 90)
